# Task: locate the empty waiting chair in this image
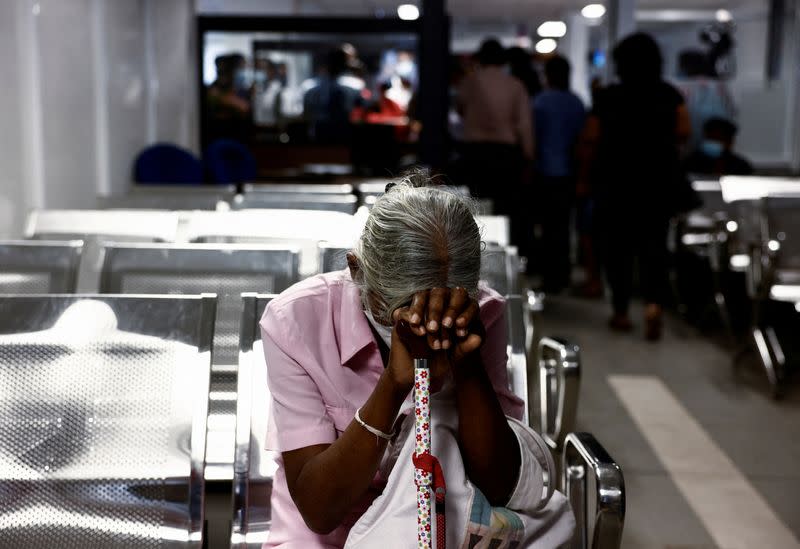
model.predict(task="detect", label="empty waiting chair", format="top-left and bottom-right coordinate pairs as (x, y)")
top-left (562, 433), bottom-right (625, 549)
top-left (481, 245), bottom-right (521, 296)
top-left (476, 215), bottom-right (511, 247)
top-left (185, 210), bottom-right (363, 277)
top-left (318, 242), bottom-right (521, 297)
top-left (233, 293), bottom-right (277, 548)
top-left (99, 184), bottom-right (237, 211)
top-left (232, 193), bottom-right (358, 215)
top-left (0, 293), bottom-right (215, 547)
top-left (26, 209), bottom-right (181, 243)
top-left (746, 196), bottom-right (800, 397)
top-left (0, 240), bottom-right (83, 293)
top-left (242, 183), bottom-right (353, 195)
top-left (97, 242), bottom-right (300, 483)
top-left (318, 242), bottom-right (350, 273)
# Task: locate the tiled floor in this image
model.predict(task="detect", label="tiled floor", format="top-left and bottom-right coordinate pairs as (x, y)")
top-left (538, 295), bottom-right (800, 549)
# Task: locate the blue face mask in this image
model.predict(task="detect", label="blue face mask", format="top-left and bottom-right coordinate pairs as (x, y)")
top-left (233, 68), bottom-right (252, 90)
top-left (700, 140), bottom-right (725, 158)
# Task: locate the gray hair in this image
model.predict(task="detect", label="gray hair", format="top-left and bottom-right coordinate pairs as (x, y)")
top-left (353, 173), bottom-right (482, 322)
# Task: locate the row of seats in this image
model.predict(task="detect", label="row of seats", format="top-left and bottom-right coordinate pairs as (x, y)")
top-left (99, 180), bottom-right (495, 216)
top-left (675, 175), bottom-right (800, 397)
top-left (2, 203), bottom-right (624, 548)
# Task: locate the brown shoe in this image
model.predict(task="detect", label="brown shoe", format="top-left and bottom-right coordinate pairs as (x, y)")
top-left (644, 304), bottom-right (663, 341)
top-left (608, 314), bottom-right (633, 332)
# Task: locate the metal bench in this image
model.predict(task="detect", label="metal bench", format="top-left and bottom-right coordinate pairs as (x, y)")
top-left (242, 183), bottom-right (353, 195)
top-left (231, 193), bottom-right (358, 215)
top-left (476, 215), bottom-right (511, 248)
top-left (233, 293), bottom-right (615, 549)
top-left (25, 209), bottom-right (181, 243)
top-left (97, 243), bottom-right (300, 479)
top-left (562, 433), bottom-right (625, 549)
top-left (318, 241), bottom-right (521, 297)
top-left (184, 210), bottom-right (361, 277)
top-left (745, 196), bottom-right (800, 397)
top-left (0, 293), bottom-right (215, 547)
top-left (232, 293), bottom-right (277, 549)
top-left (538, 337), bottom-right (581, 450)
top-left (0, 240), bottom-right (83, 294)
top-left (98, 185), bottom-right (237, 211)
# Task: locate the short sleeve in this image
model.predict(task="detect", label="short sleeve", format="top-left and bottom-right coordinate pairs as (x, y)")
top-left (261, 303), bottom-right (337, 452)
top-left (479, 293), bottom-right (525, 420)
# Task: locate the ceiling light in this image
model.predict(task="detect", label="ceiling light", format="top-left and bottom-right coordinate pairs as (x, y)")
top-left (397, 4), bottom-right (419, 20)
top-left (535, 39), bottom-right (557, 54)
top-left (581, 4), bottom-right (606, 19)
top-left (537, 21), bottom-right (567, 38)
top-left (715, 9), bottom-right (732, 22)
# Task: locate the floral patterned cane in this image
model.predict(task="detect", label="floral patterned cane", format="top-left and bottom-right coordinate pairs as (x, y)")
top-left (413, 358), bottom-right (432, 548)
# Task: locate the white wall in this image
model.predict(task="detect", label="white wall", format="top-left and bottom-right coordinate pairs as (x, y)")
top-left (0, 0), bottom-right (197, 238)
top-left (0, 2), bottom-right (28, 238)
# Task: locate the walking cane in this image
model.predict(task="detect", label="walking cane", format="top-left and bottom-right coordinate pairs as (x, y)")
top-left (413, 358), bottom-right (446, 549)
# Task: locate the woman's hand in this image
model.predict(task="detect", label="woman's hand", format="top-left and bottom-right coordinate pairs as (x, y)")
top-left (387, 288), bottom-right (485, 392)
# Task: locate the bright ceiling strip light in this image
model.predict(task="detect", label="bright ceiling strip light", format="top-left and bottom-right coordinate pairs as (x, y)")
top-left (537, 21), bottom-right (567, 38)
top-left (581, 4), bottom-right (606, 19)
top-left (397, 4), bottom-right (419, 20)
top-left (715, 9), bottom-right (733, 22)
top-left (535, 39), bottom-right (558, 54)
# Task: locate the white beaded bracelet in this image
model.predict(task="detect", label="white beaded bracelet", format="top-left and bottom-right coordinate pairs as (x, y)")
top-left (354, 407), bottom-right (395, 440)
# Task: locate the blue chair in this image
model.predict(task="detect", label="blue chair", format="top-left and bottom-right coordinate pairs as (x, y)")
top-left (133, 143), bottom-right (204, 184)
top-left (205, 139), bottom-right (257, 185)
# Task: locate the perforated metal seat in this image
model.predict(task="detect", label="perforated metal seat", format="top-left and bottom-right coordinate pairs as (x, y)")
top-left (26, 210), bottom-right (181, 243)
top-left (97, 243), bottom-right (300, 486)
top-left (0, 294), bottom-right (214, 548)
top-left (233, 293), bottom-right (277, 549)
top-left (242, 183), bottom-right (353, 195)
top-left (231, 193), bottom-right (358, 214)
top-left (98, 185), bottom-right (237, 211)
top-left (480, 245), bottom-right (521, 296)
top-left (0, 240), bottom-right (83, 294)
top-left (185, 210), bottom-right (362, 277)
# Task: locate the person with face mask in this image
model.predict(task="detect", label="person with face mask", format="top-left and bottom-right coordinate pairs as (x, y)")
top-left (684, 117), bottom-right (753, 176)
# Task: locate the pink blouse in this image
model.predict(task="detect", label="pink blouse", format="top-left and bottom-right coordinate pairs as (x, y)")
top-left (260, 269), bottom-right (523, 548)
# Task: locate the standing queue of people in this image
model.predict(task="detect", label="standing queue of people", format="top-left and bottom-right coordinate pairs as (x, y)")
top-left (455, 33), bottom-right (751, 341)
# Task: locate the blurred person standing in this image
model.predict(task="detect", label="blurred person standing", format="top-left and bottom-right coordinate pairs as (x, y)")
top-left (205, 53), bottom-right (252, 144)
top-left (533, 56), bottom-right (586, 292)
top-left (458, 39), bottom-right (534, 247)
top-left (508, 46), bottom-right (542, 100)
top-left (581, 33), bottom-right (691, 340)
top-left (304, 47), bottom-right (363, 144)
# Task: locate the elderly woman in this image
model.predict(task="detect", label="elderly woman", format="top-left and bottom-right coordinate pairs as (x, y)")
top-left (261, 175), bottom-right (569, 548)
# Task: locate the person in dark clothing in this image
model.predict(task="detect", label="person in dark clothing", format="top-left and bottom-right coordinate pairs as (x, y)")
top-left (581, 33), bottom-right (691, 340)
top-left (533, 56), bottom-right (586, 292)
top-left (304, 47), bottom-right (363, 144)
top-left (507, 47), bottom-right (542, 99)
top-left (684, 117), bottom-right (753, 176)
